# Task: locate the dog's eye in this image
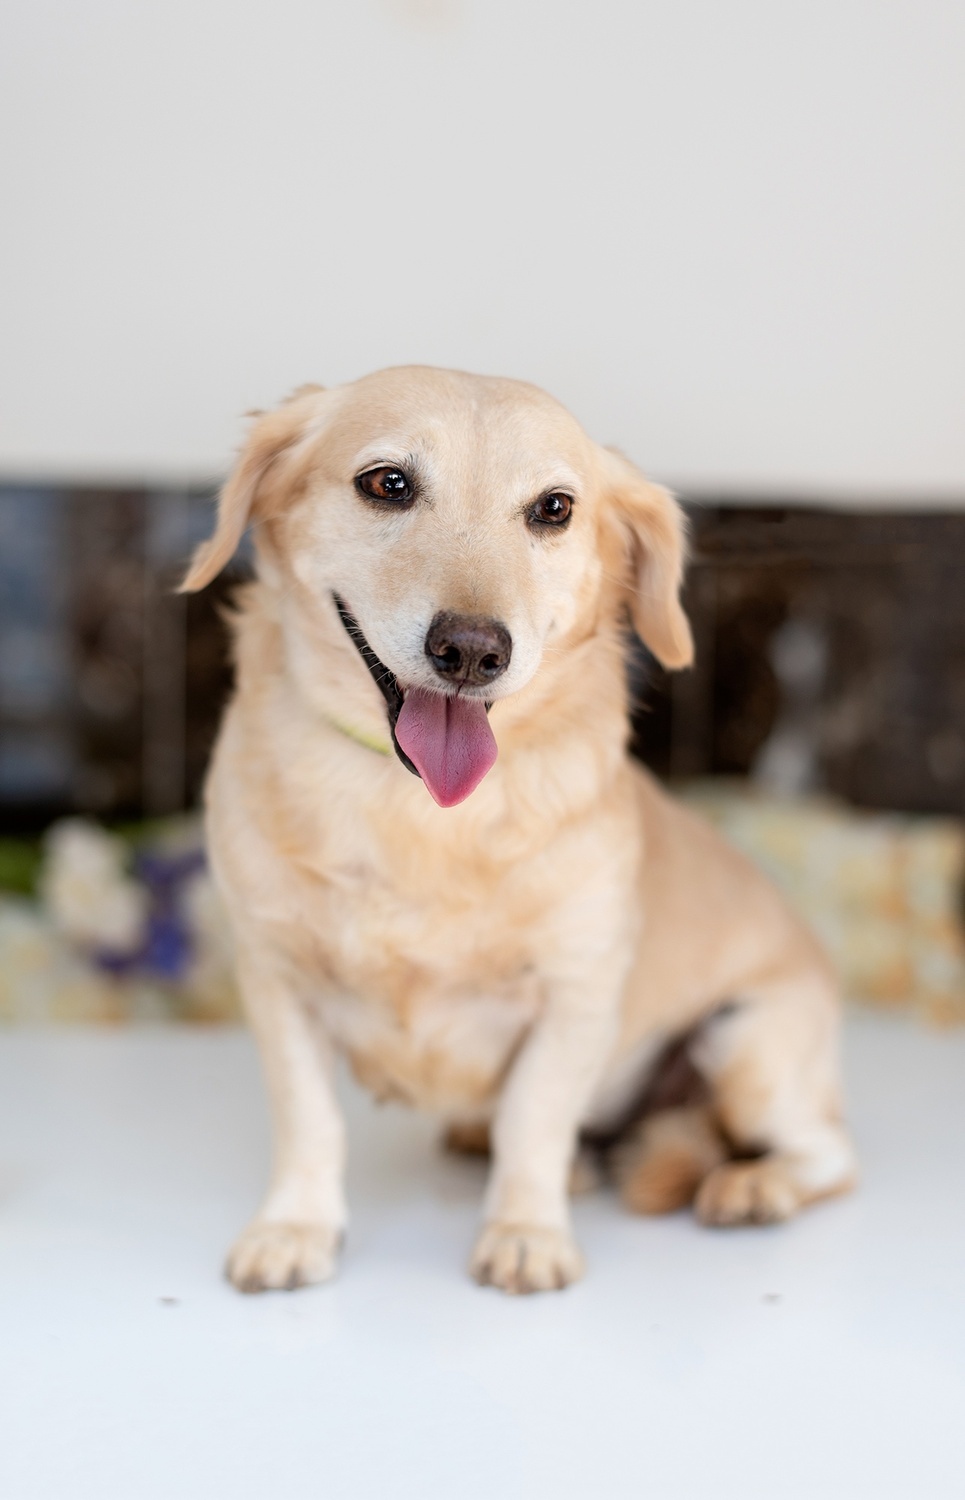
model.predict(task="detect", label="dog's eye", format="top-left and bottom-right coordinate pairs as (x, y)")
top-left (528, 492), bottom-right (573, 528)
top-left (356, 467), bottom-right (413, 504)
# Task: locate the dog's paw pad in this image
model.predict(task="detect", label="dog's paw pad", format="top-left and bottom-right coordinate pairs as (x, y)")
top-left (225, 1221), bottom-right (342, 1293)
top-left (695, 1160), bottom-right (800, 1227)
top-left (470, 1222), bottom-right (585, 1294)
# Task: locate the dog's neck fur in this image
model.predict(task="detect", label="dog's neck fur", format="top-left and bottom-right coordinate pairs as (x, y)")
top-left (319, 712), bottom-right (392, 758)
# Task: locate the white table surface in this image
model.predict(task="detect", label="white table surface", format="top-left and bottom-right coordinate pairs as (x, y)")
top-left (0, 1011), bottom-right (963, 1500)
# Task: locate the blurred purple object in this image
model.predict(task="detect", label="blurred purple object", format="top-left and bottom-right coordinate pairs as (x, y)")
top-left (94, 847), bottom-right (206, 982)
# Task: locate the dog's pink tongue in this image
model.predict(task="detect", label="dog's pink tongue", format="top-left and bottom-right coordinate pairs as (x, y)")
top-left (395, 688), bottom-right (497, 807)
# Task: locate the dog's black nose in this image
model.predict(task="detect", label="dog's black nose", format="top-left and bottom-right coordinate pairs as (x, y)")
top-left (425, 612), bottom-right (512, 687)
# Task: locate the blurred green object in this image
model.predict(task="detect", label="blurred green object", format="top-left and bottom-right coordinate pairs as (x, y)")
top-left (0, 838), bottom-right (42, 896)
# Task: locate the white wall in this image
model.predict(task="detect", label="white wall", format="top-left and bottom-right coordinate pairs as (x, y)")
top-left (1, 0), bottom-right (963, 501)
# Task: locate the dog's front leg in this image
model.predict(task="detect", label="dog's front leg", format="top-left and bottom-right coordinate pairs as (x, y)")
top-left (225, 943), bottom-right (346, 1293)
top-left (471, 976), bottom-right (621, 1295)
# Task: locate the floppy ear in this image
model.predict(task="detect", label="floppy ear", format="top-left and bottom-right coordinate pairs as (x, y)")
top-left (178, 386), bottom-right (326, 593)
top-left (603, 448), bottom-right (694, 670)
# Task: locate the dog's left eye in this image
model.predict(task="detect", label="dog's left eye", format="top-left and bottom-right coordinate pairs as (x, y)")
top-left (528, 492), bottom-right (573, 528)
top-left (356, 467), bottom-right (413, 504)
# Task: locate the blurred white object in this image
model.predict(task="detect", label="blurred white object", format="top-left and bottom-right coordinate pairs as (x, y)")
top-left (40, 819), bottom-right (148, 953)
top-left (753, 616), bottom-right (828, 798)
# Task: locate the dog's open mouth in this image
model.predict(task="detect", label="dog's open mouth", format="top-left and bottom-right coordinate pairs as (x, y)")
top-left (333, 593), bottom-right (498, 808)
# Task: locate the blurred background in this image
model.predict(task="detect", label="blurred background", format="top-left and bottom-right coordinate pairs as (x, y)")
top-left (1, 0), bottom-right (964, 1023)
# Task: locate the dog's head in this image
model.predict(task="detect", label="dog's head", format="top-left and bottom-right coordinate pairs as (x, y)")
top-left (181, 366), bottom-right (692, 806)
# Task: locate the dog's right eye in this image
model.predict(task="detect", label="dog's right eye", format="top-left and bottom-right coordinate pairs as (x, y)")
top-left (355, 467), bottom-right (413, 504)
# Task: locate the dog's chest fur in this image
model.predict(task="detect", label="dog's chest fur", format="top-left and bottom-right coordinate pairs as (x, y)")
top-left (321, 976), bottom-right (540, 1114)
top-left (293, 837), bottom-right (550, 1115)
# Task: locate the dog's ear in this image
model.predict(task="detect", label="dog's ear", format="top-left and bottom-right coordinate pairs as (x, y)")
top-left (603, 448), bottom-right (693, 670)
top-left (178, 387), bottom-right (326, 593)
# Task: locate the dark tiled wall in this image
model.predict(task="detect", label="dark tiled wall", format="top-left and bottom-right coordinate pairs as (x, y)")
top-left (1, 490), bottom-right (963, 825)
top-left (0, 490), bottom-right (74, 807)
top-left (633, 506), bottom-right (965, 816)
top-left (0, 488), bottom-right (240, 828)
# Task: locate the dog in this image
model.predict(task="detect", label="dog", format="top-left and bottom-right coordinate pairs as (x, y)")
top-left (180, 366), bottom-right (856, 1295)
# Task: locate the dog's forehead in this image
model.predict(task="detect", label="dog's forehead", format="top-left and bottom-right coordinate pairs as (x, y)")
top-left (319, 367), bottom-right (593, 484)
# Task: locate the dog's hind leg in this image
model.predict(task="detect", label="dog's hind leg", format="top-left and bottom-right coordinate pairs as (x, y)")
top-left (689, 970), bottom-right (857, 1226)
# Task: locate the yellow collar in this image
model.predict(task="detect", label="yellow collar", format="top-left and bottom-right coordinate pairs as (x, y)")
top-left (324, 712), bottom-right (392, 757)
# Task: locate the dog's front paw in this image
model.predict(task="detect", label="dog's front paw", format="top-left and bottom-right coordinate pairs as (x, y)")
top-left (470, 1222), bottom-right (585, 1294)
top-left (695, 1159), bottom-right (800, 1227)
top-left (225, 1220), bottom-right (342, 1293)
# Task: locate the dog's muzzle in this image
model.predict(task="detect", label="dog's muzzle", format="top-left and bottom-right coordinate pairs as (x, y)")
top-left (332, 593), bottom-right (420, 776)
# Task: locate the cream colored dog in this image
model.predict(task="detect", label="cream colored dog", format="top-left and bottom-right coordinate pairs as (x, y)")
top-left (181, 366), bottom-right (856, 1295)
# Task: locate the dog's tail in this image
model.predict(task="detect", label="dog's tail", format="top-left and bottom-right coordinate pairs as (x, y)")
top-left (580, 1018), bottom-right (733, 1214)
top-left (611, 1103), bottom-right (727, 1215)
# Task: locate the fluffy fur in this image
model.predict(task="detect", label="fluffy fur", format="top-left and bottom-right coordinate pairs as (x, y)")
top-left (182, 366), bottom-right (856, 1295)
